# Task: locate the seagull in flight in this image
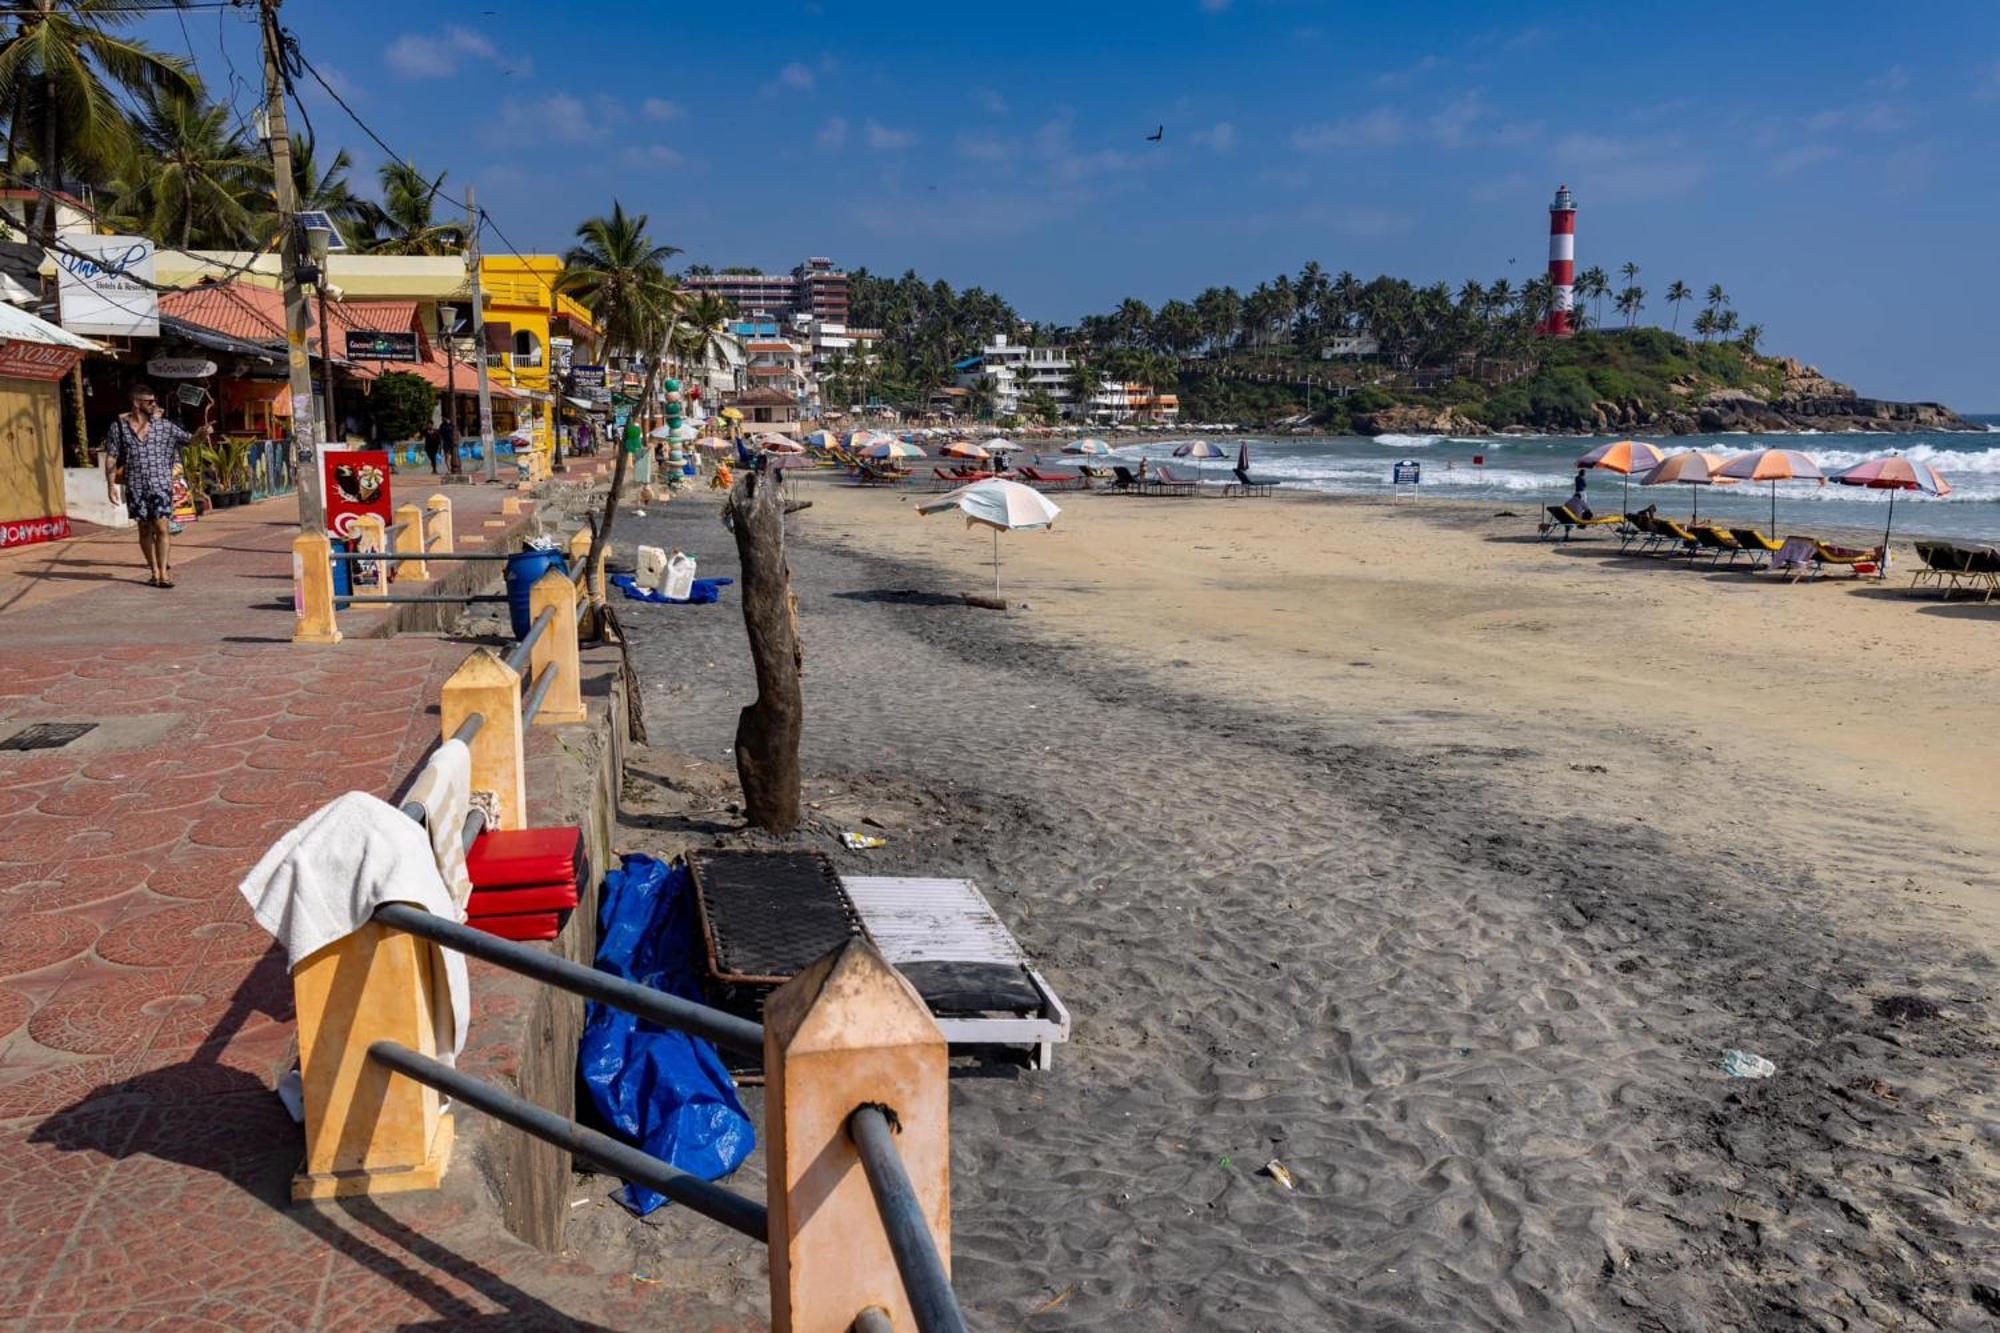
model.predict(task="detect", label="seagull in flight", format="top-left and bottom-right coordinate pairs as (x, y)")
top-left (1146, 125), bottom-right (1164, 143)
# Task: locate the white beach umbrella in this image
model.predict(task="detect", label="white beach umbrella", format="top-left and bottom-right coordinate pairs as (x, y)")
top-left (982, 436), bottom-right (1024, 454)
top-left (1064, 438), bottom-right (1112, 455)
top-left (917, 478), bottom-right (1061, 593)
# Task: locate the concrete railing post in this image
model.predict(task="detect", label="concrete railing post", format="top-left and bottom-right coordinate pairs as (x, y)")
top-left (440, 648), bottom-right (525, 830)
top-left (352, 513), bottom-right (390, 599)
top-left (765, 939), bottom-right (950, 1333)
top-left (527, 568), bottom-right (586, 725)
top-left (567, 524), bottom-right (598, 637)
top-left (290, 921), bottom-right (454, 1199)
top-left (425, 493), bottom-right (455, 556)
top-left (391, 502), bottom-right (426, 581)
top-left (291, 531), bottom-right (341, 645)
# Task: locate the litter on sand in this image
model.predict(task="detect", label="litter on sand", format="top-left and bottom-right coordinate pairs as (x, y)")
top-left (1719, 1049), bottom-right (1777, 1079)
top-left (610, 572), bottom-right (735, 605)
top-left (840, 831), bottom-right (887, 850)
top-left (1262, 1160), bottom-right (1297, 1191)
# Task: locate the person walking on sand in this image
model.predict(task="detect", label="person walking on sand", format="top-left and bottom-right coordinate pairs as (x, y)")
top-left (105, 383), bottom-right (210, 588)
top-left (1567, 465), bottom-right (1593, 519)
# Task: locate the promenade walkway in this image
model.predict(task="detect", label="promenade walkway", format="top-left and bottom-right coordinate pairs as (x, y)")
top-left (0, 477), bottom-right (744, 1328)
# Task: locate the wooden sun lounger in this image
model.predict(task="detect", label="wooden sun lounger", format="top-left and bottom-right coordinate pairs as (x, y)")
top-left (842, 875), bottom-right (1071, 1070)
top-left (1729, 528), bottom-right (1784, 570)
top-left (1539, 503), bottom-right (1624, 541)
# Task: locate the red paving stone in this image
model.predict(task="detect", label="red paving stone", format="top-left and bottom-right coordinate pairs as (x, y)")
top-left (0, 473), bottom-right (753, 1329)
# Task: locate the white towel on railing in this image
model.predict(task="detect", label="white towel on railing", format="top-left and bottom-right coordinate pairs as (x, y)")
top-left (405, 739), bottom-right (474, 910)
top-left (237, 791), bottom-right (469, 1063)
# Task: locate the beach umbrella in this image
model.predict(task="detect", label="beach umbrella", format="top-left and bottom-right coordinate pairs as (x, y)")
top-left (800, 428), bottom-right (836, 449)
top-left (1717, 448), bottom-right (1825, 539)
top-left (940, 440), bottom-right (990, 460)
top-left (720, 407), bottom-right (744, 421)
top-left (757, 433), bottom-right (804, 454)
top-left (861, 439), bottom-right (925, 460)
top-left (982, 437), bottom-right (1024, 454)
top-left (918, 478), bottom-right (1060, 593)
top-left (1637, 450), bottom-right (1737, 524)
top-left (1064, 438), bottom-right (1112, 456)
top-left (1175, 438), bottom-right (1229, 485)
top-left (1829, 454), bottom-right (1952, 557)
top-left (1577, 439), bottom-right (1667, 514)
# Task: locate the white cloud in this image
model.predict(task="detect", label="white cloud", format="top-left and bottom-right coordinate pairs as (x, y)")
top-left (384, 27), bottom-right (517, 79)
top-left (641, 97), bottom-right (682, 122)
top-left (973, 88), bottom-right (1008, 114)
top-left (1804, 101), bottom-right (1911, 133)
top-left (815, 116), bottom-right (850, 150)
top-left (776, 61), bottom-right (815, 92)
top-left (1190, 120), bottom-right (1237, 152)
top-left (1870, 65), bottom-right (1911, 93)
top-left (619, 144), bottom-right (685, 170)
top-left (866, 122), bottom-right (916, 151)
top-left (1292, 91), bottom-right (1505, 152)
top-left (1292, 108), bottom-right (1412, 151)
top-left (1550, 131), bottom-right (1706, 200)
top-left (955, 132), bottom-right (1016, 162)
top-left (1373, 55), bottom-right (1444, 88)
top-left (1200, 0), bottom-right (1231, 11)
top-left (499, 93), bottom-right (602, 145)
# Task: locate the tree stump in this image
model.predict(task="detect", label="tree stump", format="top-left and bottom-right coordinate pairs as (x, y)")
top-left (728, 467), bottom-right (804, 833)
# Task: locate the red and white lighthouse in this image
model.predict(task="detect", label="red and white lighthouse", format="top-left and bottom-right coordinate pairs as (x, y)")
top-left (1544, 183), bottom-right (1577, 337)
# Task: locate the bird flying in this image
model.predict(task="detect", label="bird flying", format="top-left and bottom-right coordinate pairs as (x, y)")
top-left (1146, 125), bottom-right (1164, 142)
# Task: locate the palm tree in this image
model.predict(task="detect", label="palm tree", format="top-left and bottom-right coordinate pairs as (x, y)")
top-left (1577, 266), bottom-right (1610, 327)
top-left (1692, 308), bottom-right (1718, 342)
top-left (130, 90), bottom-right (262, 249)
top-left (1704, 283), bottom-right (1728, 315)
top-left (1069, 359), bottom-right (1103, 416)
top-left (556, 201), bottom-right (682, 599)
top-left (1664, 280), bottom-right (1692, 333)
top-left (0, 1), bottom-right (197, 246)
top-left (1716, 309), bottom-right (1740, 339)
top-left (1619, 261), bottom-right (1640, 294)
top-left (364, 162), bottom-right (465, 255)
top-left (289, 131), bottom-right (374, 239)
top-left (1738, 322), bottom-right (1763, 353)
top-left (1614, 286), bottom-right (1645, 328)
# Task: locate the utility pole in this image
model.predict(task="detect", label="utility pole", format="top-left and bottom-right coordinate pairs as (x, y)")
top-left (259, 0), bottom-right (324, 532)
top-left (466, 186), bottom-right (498, 482)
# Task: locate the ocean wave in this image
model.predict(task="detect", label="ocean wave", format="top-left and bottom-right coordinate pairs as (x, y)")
top-left (1372, 433), bottom-right (1441, 448)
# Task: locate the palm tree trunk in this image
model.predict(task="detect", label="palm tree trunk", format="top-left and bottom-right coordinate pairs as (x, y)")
top-left (580, 357), bottom-right (659, 607)
top-left (37, 70), bottom-right (59, 250)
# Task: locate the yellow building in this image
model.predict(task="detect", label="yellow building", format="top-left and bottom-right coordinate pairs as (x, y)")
top-left (481, 255), bottom-right (601, 467)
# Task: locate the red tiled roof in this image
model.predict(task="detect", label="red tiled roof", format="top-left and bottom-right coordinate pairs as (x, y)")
top-left (157, 283), bottom-right (420, 358)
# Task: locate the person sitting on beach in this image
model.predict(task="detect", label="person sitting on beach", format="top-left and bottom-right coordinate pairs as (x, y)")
top-left (1567, 466), bottom-right (1593, 519)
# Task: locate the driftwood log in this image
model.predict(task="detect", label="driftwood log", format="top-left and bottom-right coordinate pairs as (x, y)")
top-left (726, 467), bottom-right (804, 833)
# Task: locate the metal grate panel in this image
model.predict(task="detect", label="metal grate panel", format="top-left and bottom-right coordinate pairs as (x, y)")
top-left (0, 722), bottom-right (98, 752)
top-left (687, 849), bottom-right (861, 985)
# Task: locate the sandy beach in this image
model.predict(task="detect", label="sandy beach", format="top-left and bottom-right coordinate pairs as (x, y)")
top-left (586, 478), bottom-right (2000, 1329)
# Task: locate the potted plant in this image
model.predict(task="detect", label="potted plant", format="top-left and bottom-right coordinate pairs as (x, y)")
top-left (220, 437), bottom-right (255, 505)
top-left (182, 441), bottom-right (222, 508)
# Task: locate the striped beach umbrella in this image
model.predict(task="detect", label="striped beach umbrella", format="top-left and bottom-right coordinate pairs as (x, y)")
top-left (861, 439), bottom-right (925, 460)
top-left (1717, 448), bottom-right (1824, 539)
top-left (1578, 439), bottom-right (1667, 513)
top-left (1064, 438), bottom-right (1112, 455)
top-left (941, 440), bottom-right (991, 460)
top-left (1830, 454), bottom-right (1952, 556)
top-left (1638, 450), bottom-right (1737, 524)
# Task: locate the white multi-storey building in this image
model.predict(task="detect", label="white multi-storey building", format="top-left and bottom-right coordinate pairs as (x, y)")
top-left (954, 334), bottom-right (1078, 418)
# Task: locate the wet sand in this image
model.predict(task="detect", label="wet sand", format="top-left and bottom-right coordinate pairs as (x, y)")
top-left (589, 479), bottom-right (2000, 1330)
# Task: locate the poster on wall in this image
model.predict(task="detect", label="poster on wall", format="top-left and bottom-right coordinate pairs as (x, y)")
top-left (51, 235), bottom-right (159, 337)
top-left (323, 449), bottom-right (393, 542)
top-left (0, 340), bottom-right (86, 382)
top-left (0, 517), bottom-right (71, 551)
top-left (551, 337), bottom-right (574, 376)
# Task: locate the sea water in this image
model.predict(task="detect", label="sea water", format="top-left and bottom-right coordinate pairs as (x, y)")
top-left (1102, 417), bottom-right (2000, 542)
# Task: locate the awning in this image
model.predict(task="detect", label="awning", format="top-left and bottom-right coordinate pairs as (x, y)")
top-left (157, 315), bottom-right (283, 364)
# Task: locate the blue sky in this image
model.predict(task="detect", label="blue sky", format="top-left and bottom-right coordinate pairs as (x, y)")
top-left (183, 1), bottom-right (2000, 405)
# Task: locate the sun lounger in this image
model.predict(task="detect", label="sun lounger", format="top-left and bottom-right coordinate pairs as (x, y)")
top-left (842, 875), bottom-right (1071, 1070)
top-left (1017, 465), bottom-right (1087, 491)
top-left (1227, 465), bottom-right (1280, 497)
top-left (1620, 511), bottom-right (1662, 553)
top-left (1147, 465), bottom-right (1199, 496)
top-left (1650, 517), bottom-right (1703, 558)
top-left (1109, 465), bottom-right (1144, 493)
top-left (1729, 528), bottom-right (1785, 570)
top-left (1690, 524), bottom-right (1745, 566)
top-left (1805, 540), bottom-right (1885, 580)
top-left (1954, 545), bottom-right (2000, 601)
top-left (1539, 503), bottom-right (1624, 541)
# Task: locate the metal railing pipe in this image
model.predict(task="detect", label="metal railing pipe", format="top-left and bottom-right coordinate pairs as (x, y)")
top-left (329, 550), bottom-right (519, 562)
top-left (852, 1309), bottom-right (895, 1333)
top-left (451, 712), bottom-right (485, 746)
top-left (370, 902), bottom-right (765, 1059)
top-left (367, 1040), bottom-right (768, 1241)
top-left (848, 1105), bottom-right (967, 1333)
top-left (521, 661), bottom-right (558, 725)
top-left (460, 805), bottom-right (486, 851)
top-left (338, 594), bottom-right (511, 605)
top-left (505, 608), bottom-right (554, 676)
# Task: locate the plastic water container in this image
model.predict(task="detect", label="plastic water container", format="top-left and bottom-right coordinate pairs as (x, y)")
top-left (330, 538), bottom-right (354, 603)
top-left (663, 551), bottom-right (696, 602)
top-left (635, 545), bottom-right (669, 591)
top-left (504, 547), bottom-right (568, 639)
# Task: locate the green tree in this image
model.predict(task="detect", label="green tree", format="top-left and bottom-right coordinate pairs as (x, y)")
top-left (1615, 285), bottom-right (1645, 328)
top-left (1704, 283), bottom-right (1728, 315)
top-left (128, 90), bottom-right (262, 248)
top-left (1692, 308), bottom-right (1718, 342)
top-left (288, 132), bottom-right (374, 239)
top-left (0, 0), bottom-right (197, 246)
top-left (1576, 266), bottom-right (1610, 327)
top-left (1024, 385), bottom-right (1058, 425)
top-left (364, 162), bottom-right (465, 255)
top-left (1664, 280), bottom-right (1692, 333)
top-left (368, 370), bottom-right (437, 442)
top-left (1738, 322), bottom-right (1763, 353)
top-left (556, 200), bottom-right (682, 599)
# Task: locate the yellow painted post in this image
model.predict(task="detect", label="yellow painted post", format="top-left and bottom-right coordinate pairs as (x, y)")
top-left (765, 940), bottom-right (951, 1333)
top-left (424, 493), bottom-right (455, 556)
top-left (351, 513), bottom-right (389, 599)
top-left (391, 502), bottom-right (426, 581)
top-left (290, 921), bottom-right (454, 1200)
top-left (291, 531), bottom-right (341, 645)
top-left (527, 568), bottom-right (586, 725)
top-left (440, 648), bottom-right (526, 830)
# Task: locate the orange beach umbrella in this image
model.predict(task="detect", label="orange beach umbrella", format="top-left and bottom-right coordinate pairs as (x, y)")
top-left (1638, 450), bottom-right (1737, 524)
top-left (1717, 448), bottom-right (1824, 538)
top-left (1577, 440), bottom-right (1666, 512)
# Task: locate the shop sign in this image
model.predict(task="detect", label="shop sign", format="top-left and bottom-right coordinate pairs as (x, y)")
top-left (0, 339), bottom-right (85, 382)
top-left (146, 357), bottom-right (217, 378)
top-left (323, 449), bottom-right (393, 541)
top-left (571, 364), bottom-right (606, 390)
top-left (551, 337), bottom-right (574, 375)
top-left (51, 235), bottom-right (158, 337)
top-left (344, 330), bottom-right (420, 362)
top-left (0, 516), bottom-right (71, 550)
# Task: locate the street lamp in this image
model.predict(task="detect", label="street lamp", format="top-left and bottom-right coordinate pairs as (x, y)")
top-left (438, 303), bottom-right (461, 475)
top-left (303, 221), bottom-right (337, 444)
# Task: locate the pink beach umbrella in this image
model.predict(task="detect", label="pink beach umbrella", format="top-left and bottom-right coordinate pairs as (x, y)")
top-left (1716, 448), bottom-right (1824, 539)
top-left (1829, 454), bottom-right (1952, 555)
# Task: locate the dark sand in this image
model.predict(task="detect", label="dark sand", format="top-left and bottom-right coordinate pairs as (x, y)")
top-left (565, 486), bottom-right (1999, 1331)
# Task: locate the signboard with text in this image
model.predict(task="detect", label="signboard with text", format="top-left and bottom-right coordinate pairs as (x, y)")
top-left (570, 364), bottom-right (606, 390)
top-left (1392, 460), bottom-right (1422, 486)
top-left (344, 330), bottom-right (420, 362)
top-left (0, 339), bottom-right (86, 382)
top-left (0, 516), bottom-right (70, 550)
top-left (51, 235), bottom-right (158, 336)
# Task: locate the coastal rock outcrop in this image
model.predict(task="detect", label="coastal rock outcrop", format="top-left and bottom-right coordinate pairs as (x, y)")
top-left (1351, 404), bottom-right (1483, 436)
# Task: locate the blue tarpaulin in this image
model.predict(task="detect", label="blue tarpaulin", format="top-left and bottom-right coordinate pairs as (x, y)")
top-left (580, 855), bottom-right (755, 1215)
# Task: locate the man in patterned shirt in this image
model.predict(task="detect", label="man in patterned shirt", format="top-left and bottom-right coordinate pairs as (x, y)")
top-left (104, 383), bottom-right (211, 588)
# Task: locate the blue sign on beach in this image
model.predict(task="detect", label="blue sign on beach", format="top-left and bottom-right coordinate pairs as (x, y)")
top-left (1392, 460), bottom-right (1422, 486)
